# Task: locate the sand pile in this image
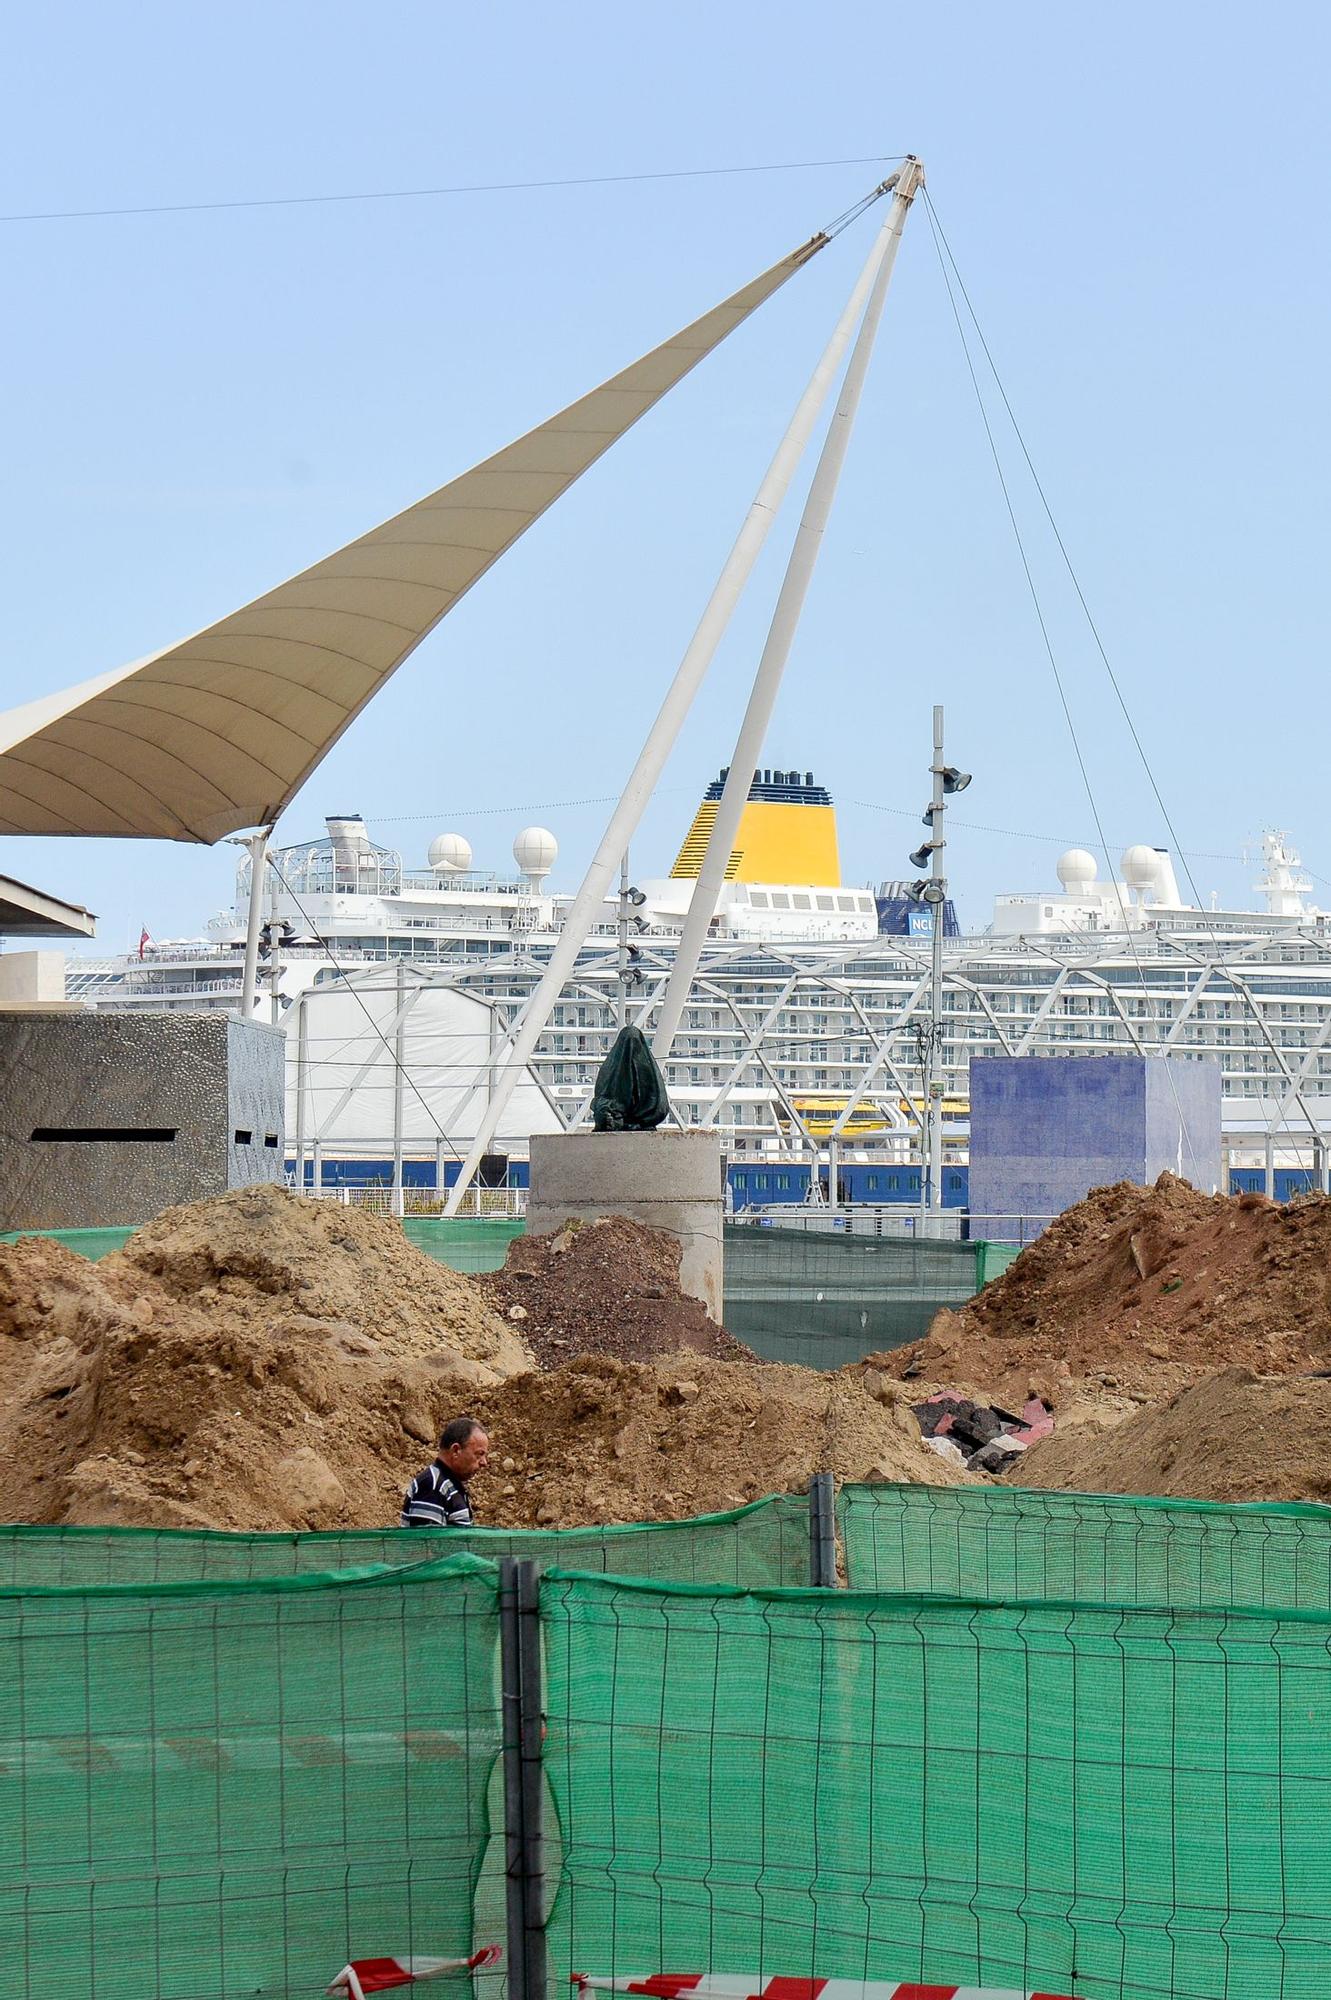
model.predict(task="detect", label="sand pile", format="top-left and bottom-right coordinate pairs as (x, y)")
top-left (1018, 1366), bottom-right (1331, 1504)
top-left (0, 1188), bottom-right (531, 1530)
top-left (0, 1192), bottom-right (964, 1533)
top-left (876, 1175), bottom-right (1331, 1410)
top-left (466, 1351), bottom-right (968, 1527)
top-left (481, 1215), bottom-right (753, 1367)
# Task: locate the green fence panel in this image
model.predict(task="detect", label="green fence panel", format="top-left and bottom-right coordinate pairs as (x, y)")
top-left (839, 1480), bottom-right (1331, 1610)
top-left (973, 1238), bottom-right (1021, 1287)
top-left (402, 1216), bottom-right (525, 1272)
top-left (539, 1567), bottom-right (1331, 2000)
top-left (0, 1225), bottom-right (133, 1261)
top-left (0, 1552), bottom-right (500, 2000)
top-left (0, 1495), bottom-right (811, 1591)
top-left (722, 1225), bottom-right (980, 1367)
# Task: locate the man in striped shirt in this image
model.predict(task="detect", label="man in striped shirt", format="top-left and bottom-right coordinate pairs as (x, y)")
top-left (400, 1416), bottom-right (491, 1528)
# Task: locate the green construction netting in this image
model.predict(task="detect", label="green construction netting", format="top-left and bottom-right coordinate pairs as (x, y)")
top-left (0, 1225), bottom-right (133, 1260)
top-left (539, 1567), bottom-right (1331, 2000)
top-left (0, 1495), bottom-right (811, 1591)
top-left (840, 1480), bottom-right (1331, 1610)
top-left (0, 1552), bottom-right (500, 2000)
top-left (403, 1217), bottom-right (525, 1272)
top-left (0, 1218), bottom-right (523, 1274)
top-left (723, 1225), bottom-right (985, 1367)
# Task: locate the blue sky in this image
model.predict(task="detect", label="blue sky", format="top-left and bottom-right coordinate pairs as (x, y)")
top-left (3, 2), bottom-right (1329, 949)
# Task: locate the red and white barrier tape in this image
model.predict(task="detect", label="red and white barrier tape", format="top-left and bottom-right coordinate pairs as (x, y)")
top-left (329, 1943), bottom-right (502, 1997)
top-left (572, 1973), bottom-right (1077, 2000)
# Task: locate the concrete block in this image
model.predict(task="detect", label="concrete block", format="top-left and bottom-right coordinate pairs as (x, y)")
top-left (528, 1129), bottom-right (725, 1320)
top-left (0, 952), bottom-right (66, 1005)
top-left (0, 1013), bottom-right (285, 1229)
top-left (968, 1054), bottom-right (1222, 1241)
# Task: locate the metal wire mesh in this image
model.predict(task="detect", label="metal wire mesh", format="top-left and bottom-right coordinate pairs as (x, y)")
top-left (539, 1566), bottom-right (1331, 1999)
top-left (839, 1481), bottom-right (1331, 1610)
top-left (0, 1552), bottom-right (500, 2000)
top-left (722, 1226), bottom-right (985, 1366)
top-left (0, 1496), bottom-right (812, 1590)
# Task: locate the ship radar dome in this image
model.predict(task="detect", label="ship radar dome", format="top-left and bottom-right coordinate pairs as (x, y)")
top-left (429, 832), bottom-right (473, 875)
top-left (1121, 844), bottom-right (1159, 890)
top-left (514, 826), bottom-right (558, 882)
top-left (1056, 847), bottom-right (1098, 892)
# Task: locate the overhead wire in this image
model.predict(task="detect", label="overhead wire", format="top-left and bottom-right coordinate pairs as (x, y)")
top-left (1, 154), bottom-right (906, 226)
top-left (919, 188), bottom-right (1207, 1169)
top-left (924, 186), bottom-right (1320, 1156)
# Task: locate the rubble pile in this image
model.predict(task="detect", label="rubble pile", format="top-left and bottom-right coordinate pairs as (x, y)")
top-left (0, 1188), bottom-right (531, 1530)
top-left (1019, 1366), bottom-right (1331, 1505)
top-left (467, 1350), bottom-right (968, 1527)
top-left (0, 1193), bottom-right (966, 1532)
top-left (877, 1175), bottom-right (1331, 1412)
top-left (480, 1214), bottom-right (753, 1367)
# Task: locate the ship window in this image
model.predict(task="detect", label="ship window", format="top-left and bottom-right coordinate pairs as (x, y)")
top-left (750, 891), bottom-right (769, 907)
top-left (777, 1173), bottom-right (790, 1190)
top-left (815, 894), bottom-right (834, 910)
top-left (836, 895), bottom-right (855, 911)
top-left (770, 892), bottom-right (790, 909)
top-left (793, 894), bottom-right (811, 910)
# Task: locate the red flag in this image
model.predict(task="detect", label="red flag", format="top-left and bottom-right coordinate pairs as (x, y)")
top-left (138, 927), bottom-right (152, 960)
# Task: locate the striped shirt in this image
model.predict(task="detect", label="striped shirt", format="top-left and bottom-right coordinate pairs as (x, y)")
top-left (400, 1460), bottom-right (473, 1529)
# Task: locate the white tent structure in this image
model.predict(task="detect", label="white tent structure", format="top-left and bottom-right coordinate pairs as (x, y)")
top-left (0, 235), bottom-right (826, 843)
top-left (288, 966), bottom-right (561, 1187)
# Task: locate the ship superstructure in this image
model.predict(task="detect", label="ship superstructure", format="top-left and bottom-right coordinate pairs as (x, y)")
top-left (63, 782), bottom-right (1331, 1178)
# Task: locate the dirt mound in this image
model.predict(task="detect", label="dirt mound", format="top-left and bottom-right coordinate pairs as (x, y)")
top-left (876, 1175), bottom-right (1331, 1409)
top-left (466, 1351), bottom-right (969, 1526)
top-left (120, 1183), bottom-right (525, 1367)
top-left (480, 1215), bottom-right (753, 1367)
top-left (1017, 1366), bottom-right (1331, 1504)
top-left (0, 1191), bottom-right (532, 1530)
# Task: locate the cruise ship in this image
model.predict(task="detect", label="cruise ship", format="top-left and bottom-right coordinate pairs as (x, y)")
top-left (63, 771), bottom-right (1331, 1184)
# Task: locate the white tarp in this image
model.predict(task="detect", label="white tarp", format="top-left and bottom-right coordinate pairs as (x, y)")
top-left (289, 969), bottom-right (562, 1150)
top-left (0, 234), bottom-right (825, 843)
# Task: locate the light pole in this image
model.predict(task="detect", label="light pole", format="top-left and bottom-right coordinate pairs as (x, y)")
top-left (908, 706), bottom-right (970, 1227)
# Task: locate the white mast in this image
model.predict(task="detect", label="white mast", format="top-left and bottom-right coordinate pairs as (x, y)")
top-left (650, 159), bottom-right (924, 1065)
top-left (443, 180), bottom-right (907, 1214)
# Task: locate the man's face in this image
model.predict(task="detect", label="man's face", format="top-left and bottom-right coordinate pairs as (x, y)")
top-left (443, 1427), bottom-right (490, 1480)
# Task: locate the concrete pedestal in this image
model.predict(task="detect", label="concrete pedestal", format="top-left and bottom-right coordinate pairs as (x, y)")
top-left (527, 1129), bottom-right (725, 1320)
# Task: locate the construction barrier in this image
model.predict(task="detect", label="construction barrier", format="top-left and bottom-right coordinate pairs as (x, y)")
top-left (0, 1552), bottom-right (500, 2000)
top-left (538, 1566), bottom-right (1331, 2000)
top-left (0, 1494), bottom-right (812, 1591)
top-left (839, 1479), bottom-right (1331, 1610)
top-left (722, 1228), bottom-right (995, 1367)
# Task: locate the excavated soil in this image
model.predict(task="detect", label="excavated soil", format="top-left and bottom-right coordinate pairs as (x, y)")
top-left (465, 1351), bottom-right (968, 1527)
top-left (480, 1215), bottom-right (754, 1367)
top-left (874, 1175), bottom-right (1331, 1412)
top-left (0, 1188), bottom-right (531, 1530)
top-left (1018, 1366), bottom-right (1331, 1505)
top-left (0, 1193), bottom-right (963, 1532)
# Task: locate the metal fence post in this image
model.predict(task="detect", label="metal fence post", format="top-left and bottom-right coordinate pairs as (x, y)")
top-left (515, 1561), bottom-right (547, 2000)
top-left (809, 1472), bottom-right (837, 1586)
top-left (498, 1560), bottom-right (528, 2000)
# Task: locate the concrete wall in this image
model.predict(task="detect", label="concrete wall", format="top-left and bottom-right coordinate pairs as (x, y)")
top-left (0, 1013), bottom-right (285, 1229)
top-left (0, 952), bottom-right (67, 1006)
top-left (968, 1054), bottom-right (1223, 1240)
top-left (528, 1129), bottom-right (725, 1319)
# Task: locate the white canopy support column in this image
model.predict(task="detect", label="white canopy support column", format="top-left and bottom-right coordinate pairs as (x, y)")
top-left (443, 181), bottom-right (906, 1216)
top-left (236, 827), bottom-right (272, 1021)
top-left (651, 160), bottom-right (924, 1065)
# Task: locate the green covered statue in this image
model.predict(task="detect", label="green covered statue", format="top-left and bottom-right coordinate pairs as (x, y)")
top-left (591, 1024), bottom-right (670, 1131)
